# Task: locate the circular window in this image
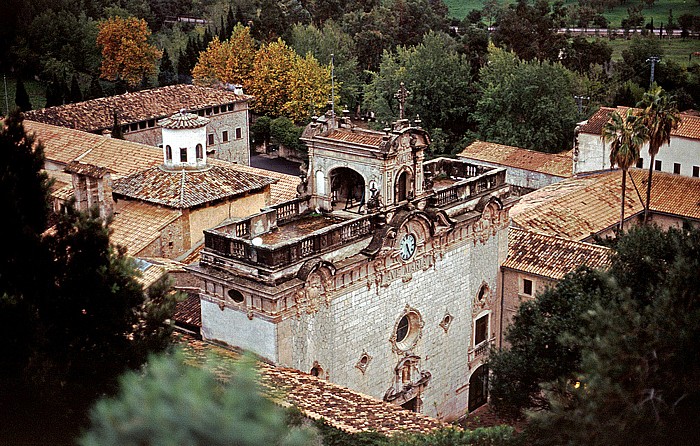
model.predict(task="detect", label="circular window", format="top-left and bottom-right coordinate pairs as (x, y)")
top-left (227, 289), bottom-right (244, 303)
top-left (394, 310), bottom-right (421, 351)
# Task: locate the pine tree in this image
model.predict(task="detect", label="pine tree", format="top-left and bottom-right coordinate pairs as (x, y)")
top-left (14, 78), bottom-right (32, 111)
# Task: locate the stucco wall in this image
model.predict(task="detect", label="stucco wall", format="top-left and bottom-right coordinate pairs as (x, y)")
top-left (576, 133), bottom-right (700, 177)
top-left (188, 191), bottom-right (267, 247)
top-left (457, 158), bottom-right (565, 191)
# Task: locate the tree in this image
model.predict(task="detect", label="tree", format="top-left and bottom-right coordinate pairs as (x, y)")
top-left (157, 47), bottom-right (177, 86)
top-left (0, 110), bottom-right (51, 377)
top-left (363, 31), bottom-right (475, 153)
top-left (473, 46), bottom-right (579, 153)
top-left (80, 351), bottom-right (318, 446)
top-left (14, 78), bottom-right (32, 111)
top-left (87, 74), bottom-right (104, 100)
top-left (488, 268), bottom-right (613, 419)
top-left (638, 85), bottom-right (680, 224)
top-left (96, 16), bottom-right (162, 88)
top-left (248, 39), bottom-right (332, 123)
top-left (192, 25), bottom-right (257, 87)
top-left (69, 73), bottom-right (83, 103)
top-left (601, 109), bottom-right (647, 231)
top-left (523, 225), bottom-right (700, 446)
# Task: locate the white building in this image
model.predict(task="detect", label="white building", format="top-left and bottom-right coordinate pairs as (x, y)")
top-left (574, 107), bottom-right (700, 178)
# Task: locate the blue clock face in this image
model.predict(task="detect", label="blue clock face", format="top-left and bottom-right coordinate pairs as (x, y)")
top-left (399, 233), bottom-right (416, 261)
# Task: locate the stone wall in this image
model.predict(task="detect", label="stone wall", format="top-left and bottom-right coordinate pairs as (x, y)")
top-left (188, 191), bottom-right (268, 247)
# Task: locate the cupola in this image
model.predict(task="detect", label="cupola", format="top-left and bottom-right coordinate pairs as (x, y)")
top-left (159, 109), bottom-right (210, 170)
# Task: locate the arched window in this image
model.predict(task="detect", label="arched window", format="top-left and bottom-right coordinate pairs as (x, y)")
top-left (165, 145), bottom-right (172, 161)
top-left (196, 143), bottom-right (203, 160)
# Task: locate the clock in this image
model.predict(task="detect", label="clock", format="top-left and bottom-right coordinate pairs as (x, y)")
top-left (399, 233), bottom-right (416, 261)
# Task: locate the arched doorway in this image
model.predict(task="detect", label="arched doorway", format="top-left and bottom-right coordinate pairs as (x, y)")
top-left (468, 365), bottom-right (488, 412)
top-left (395, 170), bottom-right (412, 203)
top-left (330, 167), bottom-right (365, 212)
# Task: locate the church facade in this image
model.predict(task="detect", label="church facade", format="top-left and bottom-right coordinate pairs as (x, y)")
top-left (188, 113), bottom-right (516, 420)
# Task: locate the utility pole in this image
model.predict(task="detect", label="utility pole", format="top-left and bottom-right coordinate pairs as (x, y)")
top-left (3, 74), bottom-right (9, 116)
top-left (574, 95), bottom-right (590, 116)
top-left (646, 56), bottom-right (660, 88)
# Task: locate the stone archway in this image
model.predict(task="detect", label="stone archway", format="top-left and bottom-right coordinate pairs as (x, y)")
top-left (468, 364), bottom-right (489, 412)
top-left (329, 167), bottom-right (365, 212)
top-left (394, 168), bottom-right (413, 203)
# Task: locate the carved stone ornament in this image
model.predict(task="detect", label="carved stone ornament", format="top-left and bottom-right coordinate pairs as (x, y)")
top-left (473, 281), bottom-right (493, 314)
top-left (355, 351), bottom-right (373, 374)
top-left (383, 354), bottom-right (431, 406)
top-left (389, 304), bottom-right (424, 354)
top-left (439, 312), bottom-right (453, 333)
top-left (294, 267), bottom-right (334, 316)
top-left (472, 201), bottom-right (502, 246)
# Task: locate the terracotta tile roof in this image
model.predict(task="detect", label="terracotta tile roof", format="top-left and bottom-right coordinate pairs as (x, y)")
top-left (503, 228), bottom-right (611, 279)
top-left (174, 292), bottom-right (202, 328)
top-left (457, 140), bottom-right (572, 177)
top-left (579, 106), bottom-right (700, 140)
top-left (27, 120), bottom-right (298, 205)
top-left (179, 335), bottom-right (447, 436)
top-left (25, 120), bottom-right (162, 177)
top-left (134, 257), bottom-right (186, 289)
top-left (110, 201), bottom-right (181, 255)
top-left (24, 84), bottom-right (251, 132)
top-left (323, 128), bottom-right (386, 147)
top-left (512, 169), bottom-right (700, 240)
top-left (159, 111), bottom-right (209, 129)
top-left (51, 183), bottom-right (74, 201)
top-left (179, 243), bottom-right (204, 265)
top-left (112, 165), bottom-right (275, 209)
top-left (230, 163), bottom-right (301, 204)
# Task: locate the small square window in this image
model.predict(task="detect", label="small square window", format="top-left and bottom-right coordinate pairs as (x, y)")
top-left (213, 106), bottom-right (220, 114)
top-left (673, 163), bottom-right (681, 174)
top-left (655, 160), bottom-right (662, 171)
top-left (208, 134), bottom-right (215, 146)
top-left (474, 315), bottom-right (488, 345)
top-left (235, 127), bottom-right (242, 139)
top-left (636, 157), bottom-right (644, 168)
top-left (138, 121), bottom-right (146, 129)
top-left (523, 278), bottom-right (533, 296)
top-left (228, 104), bottom-right (234, 111)
top-left (180, 147), bottom-right (187, 162)
top-left (222, 131), bottom-right (229, 142)
top-left (693, 166), bottom-right (699, 178)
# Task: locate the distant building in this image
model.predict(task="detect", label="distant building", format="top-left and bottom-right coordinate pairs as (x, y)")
top-left (457, 140), bottom-right (572, 195)
top-left (188, 112), bottom-right (518, 420)
top-left (574, 107), bottom-right (700, 178)
top-left (25, 84), bottom-right (252, 165)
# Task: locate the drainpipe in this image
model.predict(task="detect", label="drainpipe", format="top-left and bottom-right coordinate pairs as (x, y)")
top-left (498, 267), bottom-right (505, 349)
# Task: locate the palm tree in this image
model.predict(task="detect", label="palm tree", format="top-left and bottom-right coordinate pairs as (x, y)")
top-left (638, 85), bottom-right (680, 224)
top-left (601, 109), bottom-right (647, 231)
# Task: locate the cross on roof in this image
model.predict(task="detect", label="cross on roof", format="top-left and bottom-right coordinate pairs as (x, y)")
top-left (394, 82), bottom-right (410, 120)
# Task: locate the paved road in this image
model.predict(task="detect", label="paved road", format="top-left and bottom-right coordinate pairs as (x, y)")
top-left (250, 153), bottom-right (303, 176)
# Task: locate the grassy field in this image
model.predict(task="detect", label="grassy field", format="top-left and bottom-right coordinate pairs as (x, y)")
top-left (605, 35), bottom-right (700, 64)
top-left (1, 77), bottom-right (46, 115)
top-left (445, 0), bottom-right (699, 27)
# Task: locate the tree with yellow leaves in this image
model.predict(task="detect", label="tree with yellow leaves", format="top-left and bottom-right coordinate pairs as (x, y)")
top-left (193, 30), bottom-right (332, 123)
top-left (97, 16), bottom-right (162, 88)
top-left (192, 25), bottom-right (256, 88)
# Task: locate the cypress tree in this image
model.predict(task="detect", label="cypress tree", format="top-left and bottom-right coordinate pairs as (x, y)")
top-left (87, 74), bottom-right (104, 100)
top-left (235, 5), bottom-right (246, 26)
top-left (14, 78), bottom-right (32, 111)
top-left (45, 79), bottom-right (65, 107)
top-left (158, 48), bottom-right (177, 87)
top-left (69, 74), bottom-right (83, 103)
top-left (219, 16), bottom-right (227, 41)
top-left (226, 5), bottom-right (235, 35)
top-left (111, 110), bottom-right (124, 139)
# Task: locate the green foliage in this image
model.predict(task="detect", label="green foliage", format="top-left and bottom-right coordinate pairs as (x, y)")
top-left (69, 73), bottom-right (83, 103)
top-left (474, 46), bottom-right (579, 152)
top-left (488, 268), bottom-right (614, 419)
top-left (270, 116), bottom-right (307, 154)
top-left (14, 78), bottom-right (32, 111)
top-left (157, 47), bottom-right (177, 87)
top-left (618, 36), bottom-right (664, 87)
top-left (492, 225), bottom-right (700, 445)
top-left (391, 425), bottom-right (521, 445)
top-left (80, 351), bottom-right (318, 446)
top-left (251, 115), bottom-right (273, 149)
top-left (363, 31), bottom-right (475, 152)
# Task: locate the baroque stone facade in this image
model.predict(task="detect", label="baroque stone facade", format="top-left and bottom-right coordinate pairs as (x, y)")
top-left (188, 115), bottom-right (516, 420)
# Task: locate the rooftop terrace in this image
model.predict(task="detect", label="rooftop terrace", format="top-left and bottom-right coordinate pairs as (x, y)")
top-left (202, 159), bottom-right (508, 272)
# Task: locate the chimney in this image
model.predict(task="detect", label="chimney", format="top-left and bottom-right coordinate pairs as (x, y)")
top-left (65, 162), bottom-right (114, 220)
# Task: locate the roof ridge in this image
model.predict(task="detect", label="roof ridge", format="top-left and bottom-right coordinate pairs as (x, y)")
top-left (179, 169), bottom-right (186, 208)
